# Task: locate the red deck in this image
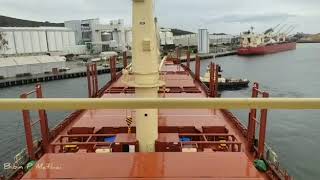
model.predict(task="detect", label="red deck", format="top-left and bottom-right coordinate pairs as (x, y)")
top-left (22, 153), bottom-right (263, 179)
top-left (22, 63), bottom-right (269, 179)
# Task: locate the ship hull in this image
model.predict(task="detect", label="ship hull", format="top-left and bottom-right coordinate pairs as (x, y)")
top-left (237, 42), bottom-right (296, 55)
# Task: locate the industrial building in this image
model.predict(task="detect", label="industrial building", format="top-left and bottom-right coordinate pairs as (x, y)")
top-left (209, 33), bottom-right (234, 45)
top-left (0, 27), bottom-right (76, 55)
top-left (65, 19), bottom-right (131, 52)
top-left (173, 31), bottom-right (235, 47)
top-left (0, 55), bottom-right (66, 78)
top-left (159, 28), bottom-right (174, 47)
top-left (173, 34), bottom-right (197, 47)
top-left (64, 18), bottom-right (174, 53)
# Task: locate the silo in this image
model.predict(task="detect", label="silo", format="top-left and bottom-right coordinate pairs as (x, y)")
top-left (39, 31), bottom-right (48, 52)
top-left (47, 31), bottom-right (57, 51)
top-left (62, 31), bottom-right (70, 47)
top-left (68, 32), bottom-right (76, 46)
top-left (14, 31), bottom-right (25, 54)
top-left (198, 29), bottom-right (209, 54)
top-left (125, 30), bottom-right (132, 47)
top-left (55, 31), bottom-right (63, 51)
top-left (101, 32), bottom-right (112, 42)
top-left (159, 31), bottom-right (165, 46)
top-left (31, 31), bottom-right (41, 52)
top-left (0, 31), bottom-right (16, 54)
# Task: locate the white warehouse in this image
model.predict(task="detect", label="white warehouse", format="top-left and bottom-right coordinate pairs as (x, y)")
top-left (173, 32), bottom-right (235, 47)
top-left (209, 33), bottom-right (234, 45)
top-left (0, 27), bottom-right (76, 55)
top-left (173, 34), bottom-right (197, 47)
top-left (159, 28), bottom-right (174, 46)
top-left (0, 56), bottom-right (66, 78)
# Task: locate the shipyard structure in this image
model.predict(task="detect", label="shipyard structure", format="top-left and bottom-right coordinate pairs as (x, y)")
top-left (0, 15), bottom-right (231, 80)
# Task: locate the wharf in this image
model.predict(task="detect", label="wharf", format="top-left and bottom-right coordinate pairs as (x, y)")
top-left (0, 66), bottom-right (122, 88)
top-left (180, 50), bottom-right (236, 62)
top-left (0, 51), bottom-right (236, 88)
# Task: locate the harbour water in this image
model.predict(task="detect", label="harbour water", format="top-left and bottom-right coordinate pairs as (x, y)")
top-left (0, 74), bottom-right (111, 175)
top-left (192, 43), bottom-right (320, 180)
top-left (0, 43), bottom-right (319, 179)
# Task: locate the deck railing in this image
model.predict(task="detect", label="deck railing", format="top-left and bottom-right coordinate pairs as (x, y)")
top-left (1, 98), bottom-right (320, 180)
top-left (0, 98), bottom-right (320, 110)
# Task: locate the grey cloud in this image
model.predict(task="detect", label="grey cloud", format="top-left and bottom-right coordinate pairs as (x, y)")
top-left (0, 0), bottom-right (319, 34)
top-left (204, 13), bottom-right (297, 24)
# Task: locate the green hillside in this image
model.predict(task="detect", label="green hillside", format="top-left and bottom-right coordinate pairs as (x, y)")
top-left (0, 15), bottom-right (64, 27)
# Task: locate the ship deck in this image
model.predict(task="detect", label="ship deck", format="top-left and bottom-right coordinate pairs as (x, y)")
top-left (22, 153), bottom-right (262, 179)
top-left (22, 63), bottom-right (267, 179)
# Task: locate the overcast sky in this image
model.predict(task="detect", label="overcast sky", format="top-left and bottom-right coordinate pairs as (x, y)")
top-left (1, 0), bottom-right (319, 34)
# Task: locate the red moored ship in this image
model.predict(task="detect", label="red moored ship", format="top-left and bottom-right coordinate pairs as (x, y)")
top-left (238, 42), bottom-right (296, 55)
top-left (238, 26), bottom-right (296, 55)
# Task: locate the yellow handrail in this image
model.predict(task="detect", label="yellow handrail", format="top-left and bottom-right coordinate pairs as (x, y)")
top-left (1, 98), bottom-right (320, 110)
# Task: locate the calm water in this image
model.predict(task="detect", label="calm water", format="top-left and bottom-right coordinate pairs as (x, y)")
top-left (0, 43), bottom-right (319, 179)
top-left (190, 43), bottom-right (320, 180)
top-left (0, 74), bottom-right (111, 174)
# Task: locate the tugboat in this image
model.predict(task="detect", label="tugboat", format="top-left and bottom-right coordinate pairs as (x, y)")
top-left (238, 26), bottom-right (296, 55)
top-left (2, 1), bottom-right (292, 180)
top-left (201, 64), bottom-right (250, 90)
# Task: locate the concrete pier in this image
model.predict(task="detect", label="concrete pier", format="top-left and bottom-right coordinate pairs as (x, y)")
top-left (0, 67), bottom-right (122, 88)
top-left (179, 50), bottom-right (237, 62)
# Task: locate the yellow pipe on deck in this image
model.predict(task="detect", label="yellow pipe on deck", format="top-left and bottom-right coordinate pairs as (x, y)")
top-left (1, 98), bottom-right (320, 111)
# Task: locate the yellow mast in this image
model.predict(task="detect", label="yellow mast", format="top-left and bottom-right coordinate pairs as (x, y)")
top-left (130, 0), bottom-right (162, 152)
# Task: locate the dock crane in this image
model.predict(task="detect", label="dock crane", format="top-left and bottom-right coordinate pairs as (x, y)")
top-left (272, 24), bottom-right (281, 32)
top-left (282, 25), bottom-right (294, 34)
top-left (264, 24), bottom-right (280, 35)
top-left (284, 26), bottom-right (296, 35)
top-left (276, 24), bottom-right (287, 34)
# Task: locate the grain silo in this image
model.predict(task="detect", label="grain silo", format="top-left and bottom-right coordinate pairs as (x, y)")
top-left (198, 29), bottom-right (209, 54)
